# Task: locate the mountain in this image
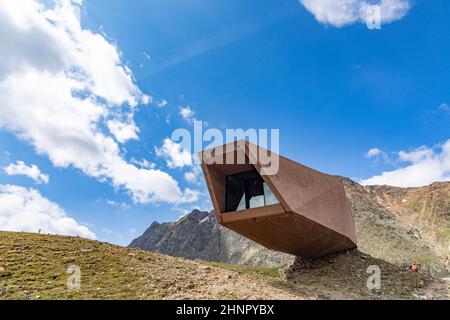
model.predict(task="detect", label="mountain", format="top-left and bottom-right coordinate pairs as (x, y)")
top-left (129, 210), bottom-right (293, 266)
top-left (130, 179), bottom-right (450, 276)
top-left (344, 179), bottom-right (450, 275)
top-left (2, 231), bottom-right (448, 300)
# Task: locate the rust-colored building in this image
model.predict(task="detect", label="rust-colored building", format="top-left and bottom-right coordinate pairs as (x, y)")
top-left (199, 140), bottom-right (357, 259)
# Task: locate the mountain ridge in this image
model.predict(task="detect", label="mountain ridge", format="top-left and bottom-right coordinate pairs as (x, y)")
top-left (129, 209), bottom-right (293, 266)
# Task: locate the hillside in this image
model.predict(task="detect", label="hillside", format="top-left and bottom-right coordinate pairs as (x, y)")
top-left (363, 182), bottom-right (450, 268)
top-left (344, 179), bottom-right (450, 275)
top-left (1, 232), bottom-right (448, 300)
top-left (130, 179), bottom-right (450, 276)
top-left (0, 232), bottom-right (296, 300)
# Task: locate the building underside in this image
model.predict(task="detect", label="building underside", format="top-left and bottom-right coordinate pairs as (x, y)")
top-left (200, 141), bottom-right (357, 259)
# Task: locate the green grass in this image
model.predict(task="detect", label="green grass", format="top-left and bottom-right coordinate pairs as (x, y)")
top-left (206, 261), bottom-right (284, 279)
top-left (0, 231), bottom-right (300, 300)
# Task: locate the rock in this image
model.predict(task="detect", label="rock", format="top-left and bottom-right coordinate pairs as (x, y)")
top-left (0, 266), bottom-right (10, 277)
top-left (197, 265), bottom-right (211, 271)
top-left (217, 271), bottom-right (232, 280)
top-left (408, 228), bottom-right (422, 240)
top-left (413, 292), bottom-right (428, 300)
top-left (80, 248), bottom-right (93, 253)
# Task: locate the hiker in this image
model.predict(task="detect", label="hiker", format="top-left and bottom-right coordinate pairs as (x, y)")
top-left (408, 262), bottom-right (419, 272)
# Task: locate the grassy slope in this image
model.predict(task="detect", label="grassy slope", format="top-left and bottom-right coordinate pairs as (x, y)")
top-left (0, 232), bottom-right (298, 300)
top-left (1, 232), bottom-right (447, 300)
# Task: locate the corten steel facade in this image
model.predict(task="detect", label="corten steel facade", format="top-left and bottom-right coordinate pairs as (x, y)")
top-left (199, 141), bottom-right (357, 259)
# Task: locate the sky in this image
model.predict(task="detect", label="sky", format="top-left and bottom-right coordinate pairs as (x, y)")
top-left (0, 0), bottom-right (449, 246)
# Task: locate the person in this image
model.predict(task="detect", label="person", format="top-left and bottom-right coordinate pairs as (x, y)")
top-left (409, 262), bottom-right (418, 272)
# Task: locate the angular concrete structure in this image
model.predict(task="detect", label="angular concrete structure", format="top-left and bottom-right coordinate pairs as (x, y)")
top-left (199, 140), bottom-right (357, 259)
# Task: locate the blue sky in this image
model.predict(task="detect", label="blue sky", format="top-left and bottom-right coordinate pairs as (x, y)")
top-left (0, 0), bottom-right (449, 246)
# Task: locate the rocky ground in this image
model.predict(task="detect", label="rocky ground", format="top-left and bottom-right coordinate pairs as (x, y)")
top-left (1, 232), bottom-right (448, 300)
top-left (284, 249), bottom-right (449, 300)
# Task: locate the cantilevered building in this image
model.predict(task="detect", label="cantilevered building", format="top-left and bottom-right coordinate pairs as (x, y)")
top-left (199, 140), bottom-right (357, 259)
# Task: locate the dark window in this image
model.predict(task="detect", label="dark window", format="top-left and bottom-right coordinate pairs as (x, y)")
top-left (225, 169), bottom-right (280, 212)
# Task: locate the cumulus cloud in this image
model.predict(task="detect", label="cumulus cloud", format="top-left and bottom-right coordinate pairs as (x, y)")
top-left (361, 140), bottom-right (450, 187)
top-left (0, 184), bottom-right (95, 239)
top-left (4, 161), bottom-right (49, 184)
top-left (364, 147), bottom-right (391, 164)
top-left (179, 106), bottom-right (196, 123)
top-left (366, 148), bottom-right (383, 158)
top-left (299, 0), bottom-right (411, 27)
top-left (106, 119), bottom-right (139, 143)
top-left (184, 166), bottom-right (203, 184)
top-left (156, 99), bottom-right (168, 108)
top-left (0, 0), bottom-right (197, 204)
top-left (130, 158), bottom-right (156, 170)
top-left (156, 138), bottom-right (193, 169)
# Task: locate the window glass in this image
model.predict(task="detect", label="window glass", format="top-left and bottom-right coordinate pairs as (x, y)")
top-left (264, 183), bottom-right (280, 206)
top-left (246, 174), bottom-right (265, 209)
top-left (236, 194), bottom-right (246, 211)
top-left (225, 169), bottom-right (280, 212)
top-left (225, 175), bottom-right (245, 212)
top-left (249, 195), bottom-right (265, 209)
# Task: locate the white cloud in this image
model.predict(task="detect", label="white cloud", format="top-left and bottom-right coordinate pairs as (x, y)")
top-left (439, 103), bottom-right (449, 114)
top-left (184, 166), bottom-right (202, 184)
top-left (141, 94), bottom-right (152, 105)
top-left (156, 138), bottom-right (193, 169)
top-left (299, 0), bottom-right (411, 27)
top-left (361, 140), bottom-right (450, 187)
top-left (398, 146), bottom-right (434, 163)
top-left (0, 0), bottom-right (197, 204)
top-left (0, 184), bottom-right (95, 239)
top-left (4, 161), bottom-right (49, 184)
top-left (179, 106), bottom-right (196, 123)
top-left (156, 99), bottom-right (168, 108)
top-left (143, 52), bottom-right (152, 61)
top-left (179, 188), bottom-right (201, 203)
top-left (184, 171), bottom-right (198, 184)
top-left (130, 158), bottom-right (156, 169)
top-left (106, 199), bottom-right (130, 210)
top-left (106, 119), bottom-right (139, 143)
top-left (364, 147), bottom-right (390, 164)
top-left (365, 148), bottom-right (383, 158)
